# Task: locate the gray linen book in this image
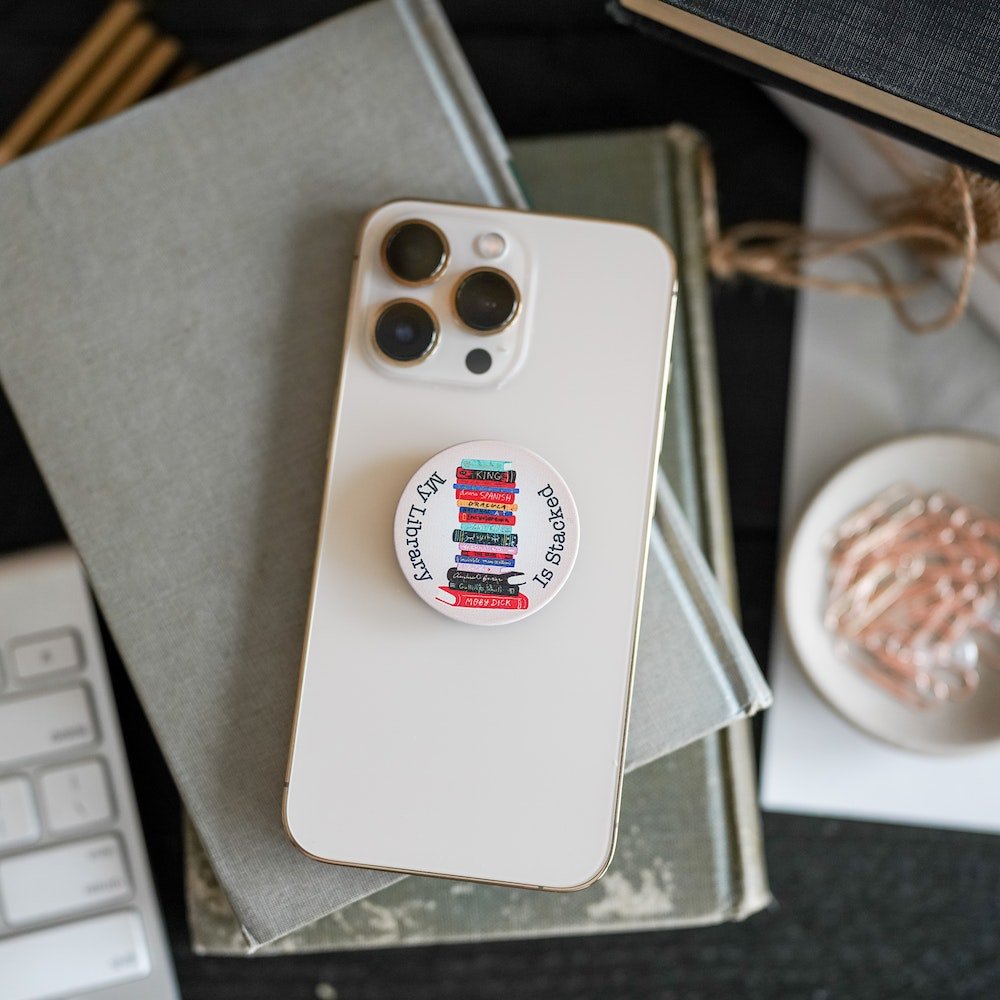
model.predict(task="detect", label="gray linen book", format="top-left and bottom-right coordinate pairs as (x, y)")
top-left (185, 125), bottom-right (772, 952)
top-left (0, 0), bottom-right (767, 947)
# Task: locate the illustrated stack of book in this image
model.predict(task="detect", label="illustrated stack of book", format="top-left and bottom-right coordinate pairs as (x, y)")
top-left (0, 0), bottom-right (770, 953)
top-left (445, 458), bottom-right (525, 611)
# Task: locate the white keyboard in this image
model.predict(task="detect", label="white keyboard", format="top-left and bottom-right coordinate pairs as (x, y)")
top-left (0, 547), bottom-right (179, 1000)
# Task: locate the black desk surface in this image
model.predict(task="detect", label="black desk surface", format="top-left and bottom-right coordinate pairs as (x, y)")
top-left (1, 3), bottom-right (997, 998)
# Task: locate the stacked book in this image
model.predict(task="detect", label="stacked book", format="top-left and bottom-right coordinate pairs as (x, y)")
top-left (0, 0), bottom-right (770, 953)
top-left (185, 121), bottom-right (771, 952)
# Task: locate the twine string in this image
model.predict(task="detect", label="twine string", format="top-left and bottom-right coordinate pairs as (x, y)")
top-left (701, 146), bottom-right (996, 334)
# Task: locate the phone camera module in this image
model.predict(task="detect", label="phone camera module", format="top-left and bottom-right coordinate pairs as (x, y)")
top-left (454, 268), bottom-right (519, 333)
top-left (382, 221), bottom-right (448, 284)
top-left (374, 300), bottom-right (438, 363)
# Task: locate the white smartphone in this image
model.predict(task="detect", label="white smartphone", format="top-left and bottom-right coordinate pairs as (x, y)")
top-left (284, 199), bottom-right (675, 890)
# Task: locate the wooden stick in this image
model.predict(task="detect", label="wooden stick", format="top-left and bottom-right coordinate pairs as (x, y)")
top-left (0, 0), bottom-right (142, 165)
top-left (165, 61), bottom-right (201, 90)
top-left (87, 35), bottom-right (182, 124)
top-left (30, 21), bottom-right (157, 151)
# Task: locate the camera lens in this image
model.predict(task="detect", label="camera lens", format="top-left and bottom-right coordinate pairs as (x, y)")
top-left (454, 269), bottom-right (519, 332)
top-left (382, 221), bottom-right (448, 284)
top-left (374, 300), bottom-right (438, 363)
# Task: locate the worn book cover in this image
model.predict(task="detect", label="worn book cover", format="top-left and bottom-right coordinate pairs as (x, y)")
top-left (611, 0), bottom-right (999, 176)
top-left (186, 125), bottom-right (772, 953)
top-left (0, 0), bottom-right (765, 947)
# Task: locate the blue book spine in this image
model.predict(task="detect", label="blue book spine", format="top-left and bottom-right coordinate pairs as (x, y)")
top-left (452, 483), bottom-right (519, 494)
top-left (459, 506), bottom-right (514, 519)
top-left (460, 458), bottom-right (513, 472)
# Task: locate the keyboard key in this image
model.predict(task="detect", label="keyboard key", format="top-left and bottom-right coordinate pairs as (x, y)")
top-left (39, 759), bottom-right (114, 834)
top-left (0, 834), bottom-right (131, 927)
top-left (0, 778), bottom-right (40, 852)
top-left (10, 629), bottom-right (83, 681)
top-left (0, 910), bottom-right (150, 1000)
top-left (0, 686), bottom-right (97, 767)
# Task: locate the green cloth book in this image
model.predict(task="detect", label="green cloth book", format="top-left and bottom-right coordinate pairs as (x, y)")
top-left (185, 124), bottom-right (772, 953)
top-left (0, 0), bottom-right (767, 947)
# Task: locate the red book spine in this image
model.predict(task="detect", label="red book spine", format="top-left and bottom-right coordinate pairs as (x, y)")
top-left (455, 468), bottom-right (516, 484)
top-left (436, 588), bottom-right (529, 611)
top-left (454, 488), bottom-right (517, 505)
top-left (459, 549), bottom-right (513, 561)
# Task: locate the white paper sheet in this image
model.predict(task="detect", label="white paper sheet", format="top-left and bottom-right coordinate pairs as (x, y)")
top-left (759, 153), bottom-right (1000, 833)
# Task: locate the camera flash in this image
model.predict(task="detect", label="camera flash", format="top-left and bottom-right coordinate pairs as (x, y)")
top-left (474, 232), bottom-right (506, 259)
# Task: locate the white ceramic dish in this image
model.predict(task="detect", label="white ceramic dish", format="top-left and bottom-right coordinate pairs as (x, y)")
top-left (782, 431), bottom-right (1000, 754)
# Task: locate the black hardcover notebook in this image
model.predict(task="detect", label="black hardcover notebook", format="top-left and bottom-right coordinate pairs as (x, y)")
top-left (611, 0), bottom-right (1000, 177)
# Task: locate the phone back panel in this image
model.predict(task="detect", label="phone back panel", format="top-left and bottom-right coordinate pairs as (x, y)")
top-left (284, 200), bottom-right (675, 889)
